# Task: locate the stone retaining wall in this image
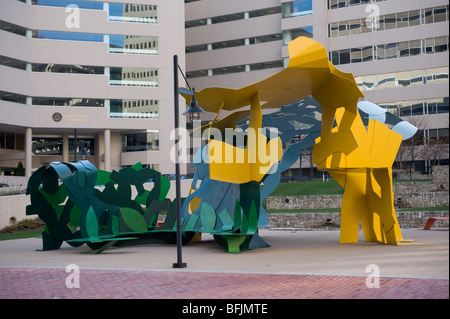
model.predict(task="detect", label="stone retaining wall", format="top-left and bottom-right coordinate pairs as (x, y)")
top-left (266, 181), bottom-right (449, 211)
top-left (266, 211), bottom-right (449, 229)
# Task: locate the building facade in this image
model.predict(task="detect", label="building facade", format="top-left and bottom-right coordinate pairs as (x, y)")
top-left (0, 0), bottom-right (186, 178)
top-left (185, 0), bottom-right (449, 176)
top-left (1, 0), bottom-right (448, 180)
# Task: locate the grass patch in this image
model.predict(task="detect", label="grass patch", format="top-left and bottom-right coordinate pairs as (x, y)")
top-left (0, 229), bottom-right (43, 241)
top-left (268, 180), bottom-right (344, 196)
top-left (0, 218), bottom-right (45, 241)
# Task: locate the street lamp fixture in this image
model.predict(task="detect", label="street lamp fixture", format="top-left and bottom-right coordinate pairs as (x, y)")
top-left (172, 55), bottom-right (206, 269)
top-left (183, 88), bottom-right (205, 122)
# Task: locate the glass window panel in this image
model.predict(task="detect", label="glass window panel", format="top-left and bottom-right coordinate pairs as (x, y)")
top-left (109, 3), bottom-right (157, 23)
top-left (411, 100), bottom-right (424, 115)
top-left (378, 73), bottom-right (396, 89)
top-left (396, 12), bottom-right (408, 28)
top-left (122, 131), bottom-right (159, 152)
top-left (384, 14), bottom-right (396, 30)
top-left (434, 6), bottom-right (447, 23)
top-left (427, 99), bottom-right (439, 114)
top-left (331, 51), bottom-right (339, 65)
top-left (349, 0), bottom-right (360, 6)
top-left (414, 130), bottom-right (424, 145)
top-left (435, 36), bottom-right (448, 53)
top-left (109, 35), bottom-right (158, 55)
top-left (330, 23), bottom-right (339, 37)
top-left (349, 19), bottom-right (361, 34)
top-left (376, 44), bottom-right (385, 60)
top-left (410, 70), bottom-right (423, 85)
top-left (110, 99), bottom-right (159, 118)
top-left (437, 97), bottom-right (449, 114)
top-left (362, 46), bottom-right (373, 61)
top-left (408, 10), bottom-right (420, 26)
top-left (397, 71), bottom-right (411, 87)
top-left (399, 102), bottom-right (412, 116)
top-left (110, 67), bottom-right (158, 87)
top-left (361, 75), bottom-right (375, 90)
top-left (33, 0), bottom-right (102, 9)
top-left (290, 0), bottom-right (313, 17)
top-left (398, 41), bottom-right (409, 57)
top-left (434, 67), bottom-right (449, 82)
top-left (329, 0), bottom-right (338, 10)
top-left (385, 43), bottom-right (397, 59)
top-left (438, 128), bottom-right (449, 142)
top-left (380, 103), bottom-right (398, 115)
top-left (425, 38), bottom-right (435, 54)
top-left (339, 49), bottom-right (350, 64)
top-left (376, 15), bottom-right (385, 31)
top-left (337, 0), bottom-right (347, 8)
top-left (35, 30), bottom-right (103, 42)
top-left (338, 21), bottom-right (349, 36)
top-left (424, 8), bottom-right (434, 24)
top-left (361, 18), bottom-right (372, 33)
top-left (409, 40), bottom-right (421, 55)
top-left (350, 47), bottom-right (362, 63)
top-left (428, 129), bottom-right (438, 143)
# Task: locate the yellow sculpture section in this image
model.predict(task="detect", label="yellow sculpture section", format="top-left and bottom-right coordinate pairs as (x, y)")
top-left (183, 37), bottom-right (407, 245)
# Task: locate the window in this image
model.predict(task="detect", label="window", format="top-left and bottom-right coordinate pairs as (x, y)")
top-left (283, 26), bottom-right (313, 45)
top-left (362, 46), bottom-right (373, 61)
top-left (384, 14), bottom-right (396, 30)
top-left (398, 41), bottom-right (410, 57)
top-left (32, 137), bottom-right (95, 156)
top-left (339, 49), bottom-right (350, 64)
top-left (361, 75), bottom-right (375, 90)
top-left (32, 0), bottom-right (103, 10)
top-left (110, 99), bottom-right (159, 118)
top-left (122, 131), bottom-right (159, 152)
top-left (349, 19), bottom-right (361, 35)
top-left (109, 67), bottom-right (158, 87)
top-left (399, 102), bottom-right (412, 116)
top-left (411, 100), bottom-right (424, 115)
top-left (433, 6), bottom-right (447, 23)
top-left (110, 3), bottom-right (157, 23)
top-left (109, 35), bottom-right (158, 55)
top-left (376, 44), bottom-right (385, 60)
top-left (385, 43), bottom-right (397, 59)
top-left (424, 8), bottom-right (434, 24)
top-left (408, 10), bottom-right (420, 26)
top-left (350, 48), bottom-right (362, 63)
top-left (435, 36), bottom-right (448, 53)
top-left (282, 1), bottom-right (313, 18)
top-left (0, 55), bottom-right (27, 70)
top-left (409, 40), bottom-right (421, 55)
top-left (396, 12), bottom-right (408, 28)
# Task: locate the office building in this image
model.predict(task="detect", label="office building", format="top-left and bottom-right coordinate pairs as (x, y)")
top-left (0, 0), bottom-right (186, 177)
top-left (185, 0), bottom-right (449, 175)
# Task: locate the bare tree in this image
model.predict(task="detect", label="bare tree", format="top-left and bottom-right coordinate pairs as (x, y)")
top-left (421, 134), bottom-right (449, 175)
top-left (395, 116), bottom-right (428, 171)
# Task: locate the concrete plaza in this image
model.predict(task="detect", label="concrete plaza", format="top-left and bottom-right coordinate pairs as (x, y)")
top-left (0, 228), bottom-right (448, 300)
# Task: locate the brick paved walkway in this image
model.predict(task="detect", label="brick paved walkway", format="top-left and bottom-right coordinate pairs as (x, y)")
top-left (0, 267), bottom-right (448, 299)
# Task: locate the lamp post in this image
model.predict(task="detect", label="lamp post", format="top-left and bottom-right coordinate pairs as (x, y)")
top-left (172, 55), bottom-right (205, 269)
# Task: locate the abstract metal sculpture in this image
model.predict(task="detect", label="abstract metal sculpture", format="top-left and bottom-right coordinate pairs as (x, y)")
top-left (26, 37), bottom-right (417, 253)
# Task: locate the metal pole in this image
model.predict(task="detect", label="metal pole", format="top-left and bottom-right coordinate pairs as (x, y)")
top-left (173, 55), bottom-right (187, 268)
top-left (74, 129), bottom-right (78, 162)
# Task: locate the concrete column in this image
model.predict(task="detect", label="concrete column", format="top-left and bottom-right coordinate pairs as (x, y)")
top-left (104, 129), bottom-right (111, 172)
top-left (62, 132), bottom-right (69, 162)
top-left (25, 128), bottom-right (32, 178)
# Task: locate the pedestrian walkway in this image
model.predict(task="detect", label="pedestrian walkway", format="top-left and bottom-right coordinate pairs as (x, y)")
top-left (0, 228), bottom-right (448, 300)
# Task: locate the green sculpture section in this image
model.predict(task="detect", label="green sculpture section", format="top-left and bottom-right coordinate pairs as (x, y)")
top-left (26, 160), bottom-right (260, 253)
